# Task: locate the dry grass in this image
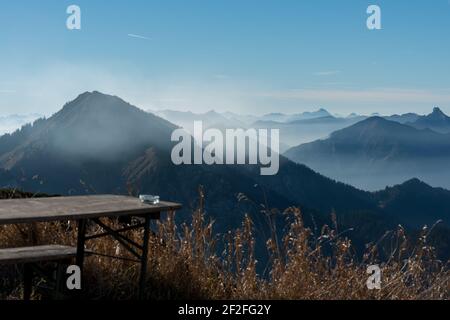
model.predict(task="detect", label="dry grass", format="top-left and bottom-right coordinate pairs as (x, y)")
top-left (0, 191), bottom-right (448, 300)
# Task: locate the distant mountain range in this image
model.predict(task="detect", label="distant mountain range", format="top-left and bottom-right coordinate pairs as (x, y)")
top-left (258, 108), bottom-right (333, 123)
top-left (154, 108), bottom-right (334, 129)
top-left (285, 115), bottom-right (450, 190)
top-left (384, 112), bottom-right (420, 124)
top-left (154, 109), bottom-right (247, 134)
top-left (155, 108), bottom-right (357, 147)
top-left (155, 108), bottom-right (449, 149)
top-left (1, 92), bottom-right (449, 261)
top-left (252, 115), bottom-right (361, 147)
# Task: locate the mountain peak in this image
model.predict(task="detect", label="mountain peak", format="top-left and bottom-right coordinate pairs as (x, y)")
top-left (326, 116), bottom-right (432, 143)
top-left (409, 106), bottom-right (450, 133)
top-left (430, 107), bottom-right (447, 119)
top-left (59, 91), bottom-right (136, 117)
top-left (379, 178), bottom-right (432, 194)
top-left (402, 178), bottom-right (429, 188)
top-left (73, 90), bottom-right (108, 100)
top-left (1, 92), bottom-right (178, 167)
top-left (310, 108), bottom-right (331, 116)
top-left (205, 110), bottom-right (220, 116)
top-left (359, 116), bottom-right (390, 125)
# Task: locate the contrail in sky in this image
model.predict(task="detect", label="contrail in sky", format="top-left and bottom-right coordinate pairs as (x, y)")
top-left (127, 33), bottom-right (151, 40)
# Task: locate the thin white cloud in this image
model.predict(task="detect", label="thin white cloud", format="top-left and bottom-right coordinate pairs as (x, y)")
top-left (0, 89), bottom-right (16, 94)
top-left (127, 33), bottom-right (151, 40)
top-left (313, 70), bottom-right (341, 76)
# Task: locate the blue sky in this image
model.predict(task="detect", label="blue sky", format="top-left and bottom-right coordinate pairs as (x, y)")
top-left (0, 0), bottom-right (450, 116)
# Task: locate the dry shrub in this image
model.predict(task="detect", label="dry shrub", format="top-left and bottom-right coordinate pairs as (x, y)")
top-left (0, 193), bottom-right (448, 300)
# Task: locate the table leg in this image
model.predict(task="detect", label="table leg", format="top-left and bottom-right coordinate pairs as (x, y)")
top-left (23, 263), bottom-right (33, 301)
top-left (55, 258), bottom-right (71, 300)
top-left (76, 219), bottom-right (87, 271)
top-left (138, 214), bottom-right (152, 299)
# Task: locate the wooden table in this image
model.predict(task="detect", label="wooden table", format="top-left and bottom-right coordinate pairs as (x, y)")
top-left (0, 195), bottom-right (182, 299)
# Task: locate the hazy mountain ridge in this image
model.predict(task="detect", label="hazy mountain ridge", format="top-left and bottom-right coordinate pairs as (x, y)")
top-left (153, 109), bottom-right (248, 135)
top-left (284, 116), bottom-right (450, 190)
top-left (385, 113), bottom-right (420, 124)
top-left (1, 92), bottom-right (449, 260)
top-left (373, 178), bottom-right (450, 228)
top-left (154, 108), bottom-right (442, 149)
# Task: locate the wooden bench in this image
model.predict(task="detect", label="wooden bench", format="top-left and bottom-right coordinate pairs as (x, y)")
top-left (0, 245), bottom-right (81, 300)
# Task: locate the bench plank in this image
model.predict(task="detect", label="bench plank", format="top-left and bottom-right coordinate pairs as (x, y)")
top-left (0, 245), bottom-right (80, 265)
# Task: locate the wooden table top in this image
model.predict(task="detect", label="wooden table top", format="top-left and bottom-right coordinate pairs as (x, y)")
top-left (0, 195), bottom-right (182, 225)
